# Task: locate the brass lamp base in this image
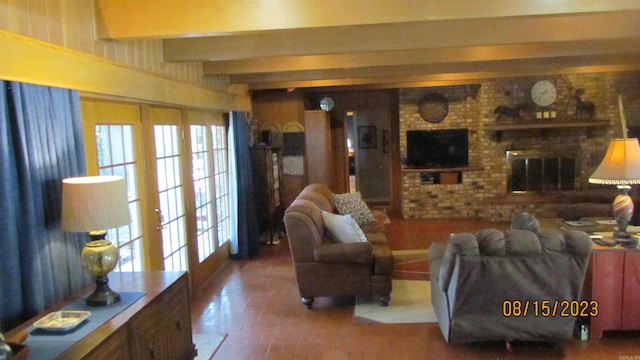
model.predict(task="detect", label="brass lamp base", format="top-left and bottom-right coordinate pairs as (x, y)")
top-left (82, 232), bottom-right (121, 307)
top-left (86, 275), bottom-right (121, 306)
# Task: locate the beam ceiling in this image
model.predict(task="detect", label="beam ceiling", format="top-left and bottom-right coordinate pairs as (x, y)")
top-left (94, 1), bottom-right (640, 90)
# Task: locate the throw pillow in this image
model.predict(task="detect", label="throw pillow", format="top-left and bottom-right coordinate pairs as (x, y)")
top-left (332, 192), bottom-right (375, 225)
top-left (321, 211), bottom-right (367, 243)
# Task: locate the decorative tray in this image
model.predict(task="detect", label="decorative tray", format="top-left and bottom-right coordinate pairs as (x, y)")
top-left (33, 311), bottom-right (91, 331)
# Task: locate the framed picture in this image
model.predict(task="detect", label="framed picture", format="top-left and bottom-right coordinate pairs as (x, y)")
top-left (382, 130), bottom-right (390, 153)
top-left (358, 126), bottom-right (377, 149)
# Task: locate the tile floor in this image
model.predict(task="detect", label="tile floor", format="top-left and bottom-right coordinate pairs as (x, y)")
top-left (191, 217), bottom-right (640, 360)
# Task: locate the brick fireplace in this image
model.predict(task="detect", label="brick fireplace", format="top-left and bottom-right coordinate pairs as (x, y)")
top-left (398, 72), bottom-right (638, 222)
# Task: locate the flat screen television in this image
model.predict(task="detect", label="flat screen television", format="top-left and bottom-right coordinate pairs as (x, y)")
top-left (406, 128), bottom-right (469, 168)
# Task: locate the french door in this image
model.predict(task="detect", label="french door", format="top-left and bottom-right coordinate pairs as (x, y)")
top-left (144, 107), bottom-right (189, 271)
top-left (83, 100), bottom-right (231, 289)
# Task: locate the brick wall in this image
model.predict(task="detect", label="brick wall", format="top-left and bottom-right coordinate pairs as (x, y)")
top-left (400, 72), bottom-right (640, 221)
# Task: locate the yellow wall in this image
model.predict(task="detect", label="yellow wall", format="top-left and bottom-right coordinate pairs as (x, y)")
top-left (0, 1), bottom-right (250, 111)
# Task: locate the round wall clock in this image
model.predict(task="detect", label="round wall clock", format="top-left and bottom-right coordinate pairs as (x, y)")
top-left (531, 80), bottom-right (558, 107)
top-left (418, 93), bottom-right (449, 123)
top-left (319, 96), bottom-right (335, 111)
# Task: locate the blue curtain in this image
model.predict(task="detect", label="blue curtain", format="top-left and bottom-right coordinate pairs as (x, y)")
top-left (0, 81), bottom-right (90, 331)
top-left (228, 111), bottom-right (260, 258)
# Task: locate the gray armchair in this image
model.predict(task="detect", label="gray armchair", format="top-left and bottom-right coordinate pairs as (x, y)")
top-left (429, 228), bottom-right (592, 343)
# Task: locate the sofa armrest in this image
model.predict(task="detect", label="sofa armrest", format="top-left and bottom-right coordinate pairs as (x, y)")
top-left (428, 242), bottom-right (446, 262)
top-left (313, 242), bottom-right (373, 264)
top-left (438, 233), bottom-right (480, 292)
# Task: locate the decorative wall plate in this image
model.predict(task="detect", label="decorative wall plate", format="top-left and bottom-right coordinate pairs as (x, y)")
top-left (418, 93), bottom-right (449, 123)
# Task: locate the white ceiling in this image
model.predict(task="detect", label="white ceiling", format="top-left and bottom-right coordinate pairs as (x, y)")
top-left (94, 0), bottom-right (640, 90)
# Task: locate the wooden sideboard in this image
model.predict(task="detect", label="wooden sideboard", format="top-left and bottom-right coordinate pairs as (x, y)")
top-left (6, 271), bottom-right (195, 360)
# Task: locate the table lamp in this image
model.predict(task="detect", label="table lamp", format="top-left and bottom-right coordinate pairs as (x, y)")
top-left (62, 176), bottom-right (130, 306)
top-left (589, 138), bottom-right (640, 244)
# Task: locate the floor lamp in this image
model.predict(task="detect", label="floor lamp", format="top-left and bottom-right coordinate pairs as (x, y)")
top-left (62, 176), bottom-right (131, 306)
top-left (589, 138), bottom-right (640, 246)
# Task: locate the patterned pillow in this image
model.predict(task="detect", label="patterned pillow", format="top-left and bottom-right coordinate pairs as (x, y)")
top-left (332, 192), bottom-right (375, 225)
top-left (321, 211), bottom-right (367, 243)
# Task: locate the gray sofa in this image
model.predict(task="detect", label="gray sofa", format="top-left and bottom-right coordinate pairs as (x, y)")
top-left (428, 228), bottom-right (592, 343)
top-left (283, 184), bottom-right (393, 309)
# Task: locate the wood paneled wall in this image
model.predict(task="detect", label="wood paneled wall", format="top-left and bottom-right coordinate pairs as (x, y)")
top-left (0, 0), bottom-right (231, 93)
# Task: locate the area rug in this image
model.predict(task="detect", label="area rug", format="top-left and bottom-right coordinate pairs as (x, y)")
top-left (354, 279), bottom-right (437, 324)
top-left (192, 332), bottom-right (227, 360)
top-left (392, 249), bottom-right (429, 281)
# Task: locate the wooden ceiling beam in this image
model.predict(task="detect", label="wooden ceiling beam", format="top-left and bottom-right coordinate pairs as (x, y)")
top-left (246, 64), bottom-right (640, 91)
top-left (163, 11), bottom-right (640, 61)
top-left (94, 0), bottom-right (640, 40)
top-left (203, 38), bottom-right (640, 75)
top-left (239, 56), bottom-right (640, 89)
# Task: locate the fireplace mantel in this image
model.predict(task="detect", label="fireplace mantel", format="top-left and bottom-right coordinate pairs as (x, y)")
top-left (484, 119), bottom-right (609, 131)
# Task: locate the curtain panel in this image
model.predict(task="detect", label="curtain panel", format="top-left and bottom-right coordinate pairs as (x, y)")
top-left (229, 111), bottom-right (260, 258)
top-left (0, 81), bottom-right (90, 331)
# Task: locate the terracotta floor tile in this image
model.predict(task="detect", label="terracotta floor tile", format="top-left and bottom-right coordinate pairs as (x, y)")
top-left (191, 217), bottom-right (640, 359)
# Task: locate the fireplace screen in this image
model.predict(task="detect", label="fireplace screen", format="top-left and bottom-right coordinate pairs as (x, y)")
top-left (507, 150), bottom-right (578, 193)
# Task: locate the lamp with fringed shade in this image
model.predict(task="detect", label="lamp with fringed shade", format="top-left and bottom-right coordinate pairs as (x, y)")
top-left (62, 176), bottom-right (130, 306)
top-left (589, 138), bottom-right (640, 246)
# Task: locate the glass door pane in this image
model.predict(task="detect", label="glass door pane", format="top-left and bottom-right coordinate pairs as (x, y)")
top-left (191, 125), bottom-right (216, 262)
top-left (212, 125), bottom-right (231, 247)
top-left (154, 124), bottom-right (188, 271)
top-left (95, 124), bottom-right (144, 272)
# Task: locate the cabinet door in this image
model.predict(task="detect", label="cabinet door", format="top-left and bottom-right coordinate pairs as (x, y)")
top-left (590, 251), bottom-right (624, 338)
top-left (128, 300), bottom-right (171, 359)
top-left (622, 251), bottom-right (640, 329)
top-left (164, 277), bottom-right (195, 359)
top-left (84, 327), bottom-right (131, 360)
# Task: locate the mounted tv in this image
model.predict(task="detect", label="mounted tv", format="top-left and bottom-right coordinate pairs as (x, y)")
top-left (406, 128), bottom-right (469, 168)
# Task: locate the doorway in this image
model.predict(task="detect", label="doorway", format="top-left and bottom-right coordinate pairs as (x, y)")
top-left (346, 110), bottom-right (390, 203)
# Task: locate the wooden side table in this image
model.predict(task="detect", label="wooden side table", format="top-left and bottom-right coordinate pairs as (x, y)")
top-left (539, 218), bottom-right (640, 339)
top-left (587, 245), bottom-right (640, 339)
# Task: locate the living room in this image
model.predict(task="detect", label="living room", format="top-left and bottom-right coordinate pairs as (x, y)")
top-left (2, 1), bottom-right (640, 359)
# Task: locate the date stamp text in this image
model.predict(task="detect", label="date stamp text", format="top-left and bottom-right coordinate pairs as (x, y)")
top-left (502, 300), bottom-right (598, 317)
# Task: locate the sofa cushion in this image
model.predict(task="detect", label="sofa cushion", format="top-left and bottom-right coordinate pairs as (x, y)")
top-left (321, 211), bottom-right (367, 243)
top-left (475, 229), bottom-right (506, 256)
top-left (537, 229), bottom-right (566, 254)
top-left (333, 191), bottom-right (376, 225)
top-left (504, 230), bottom-right (542, 255)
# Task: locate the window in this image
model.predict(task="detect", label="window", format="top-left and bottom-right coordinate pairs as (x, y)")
top-left (95, 124), bottom-right (144, 272)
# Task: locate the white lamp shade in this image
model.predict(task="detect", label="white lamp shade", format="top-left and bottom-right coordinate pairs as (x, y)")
top-left (62, 176), bottom-right (131, 232)
top-left (589, 138), bottom-right (640, 185)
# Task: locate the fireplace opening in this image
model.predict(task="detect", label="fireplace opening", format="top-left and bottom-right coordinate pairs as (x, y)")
top-left (506, 150), bottom-right (579, 193)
